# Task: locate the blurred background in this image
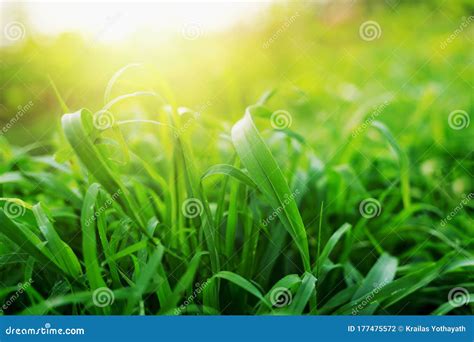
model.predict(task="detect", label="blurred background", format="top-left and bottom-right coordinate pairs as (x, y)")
top-left (0, 0), bottom-right (472, 154)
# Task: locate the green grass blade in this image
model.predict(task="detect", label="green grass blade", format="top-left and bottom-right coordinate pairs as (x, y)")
top-left (81, 183), bottom-right (107, 290)
top-left (201, 164), bottom-right (257, 189)
top-left (432, 295), bottom-right (474, 315)
top-left (104, 63), bottom-right (142, 105)
top-left (372, 121), bottom-right (411, 208)
top-left (259, 274), bottom-right (301, 313)
top-left (126, 245), bottom-right (165, 313)
top-left (319, 285), bottom-right (357, 314)
top-left (48, 75), bottom-right (70, 113)
top-left (24, 172), bottom-right (82, 208)
top-left (336, 258), bottom-right (448, 314)
top-left (32, 203), bottom-right (82, 278)
top-left (313, 223), bottom-right (351, 277)
top-left (287, 272), bottom-right (317, 314)
top-left (160, 251), bottom-right (206, 312)
top-left (231, 105), bottom-right (310, 271)
top-left (350, 253), bottom-right (398, 314)
top-left (62, 109), bottom-right (155, 242)
top-left (212, 271), bottom-right (271, 308)
top-left (0, 208), bottom-right (64, 275)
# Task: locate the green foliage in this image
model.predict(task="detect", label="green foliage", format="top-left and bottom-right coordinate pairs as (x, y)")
top-left (0, 1), bottom-right (472, 316)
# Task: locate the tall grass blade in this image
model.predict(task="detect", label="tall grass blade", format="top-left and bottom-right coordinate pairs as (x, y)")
top-left (231, 105), bottom-right (310, 271)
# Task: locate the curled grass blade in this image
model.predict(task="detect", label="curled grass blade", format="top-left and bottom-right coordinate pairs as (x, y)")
top-left (62, 109), bottom-right (155, 243)
top-left (201, 164), bottom-right (257, 190)
top-left (104, 63), bottom-right (142, 105)
top-left (211, 271), bottom-right (272, 309)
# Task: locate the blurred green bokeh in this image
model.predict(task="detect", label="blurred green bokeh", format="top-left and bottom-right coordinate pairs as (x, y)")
top-left (1, 1), bottom-right (472, 150)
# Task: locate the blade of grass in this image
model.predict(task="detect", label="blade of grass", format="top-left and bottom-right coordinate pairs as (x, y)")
top-left (81, 183), bottom-right (107, 290)
top-left (287, 272), bottom-right (317, 314)
top-left (231, 105), bottom-right (310, 271)
top-left (212, 271), bottom-right (271, 309)
top-left (350, 253), bottom-right (398, 314)
top-left (160, 251), bottom-right (206, 312)
top-left (313, 223), bottom-right (352, 280)
top-left (104, 63), bottom-right (142, 105)
top-left (32, 203), bottom-right (82, 278)
top-left (125, 245), bottom-right (165, 313)
top-left (0, 208), bottom-right (64, 275)
top-left (62, 109), bottom-right (155, 243)
top-left (432, 295), bottom-right (474, 315)
top-left (372, 121), bottom-right (411, 208)
top-left (201, 164), bottom-right (257, 190)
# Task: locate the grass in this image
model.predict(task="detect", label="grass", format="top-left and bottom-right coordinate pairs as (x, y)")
top-left (0, 1), bottom-right (473, 316)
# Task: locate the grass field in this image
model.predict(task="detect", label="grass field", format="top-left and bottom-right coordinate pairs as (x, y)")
top-left (0, 1), bottom-right (473, 315)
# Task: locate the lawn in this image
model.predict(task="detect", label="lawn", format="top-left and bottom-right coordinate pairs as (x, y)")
top-left (0, 0), bottom-right (473, 315)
